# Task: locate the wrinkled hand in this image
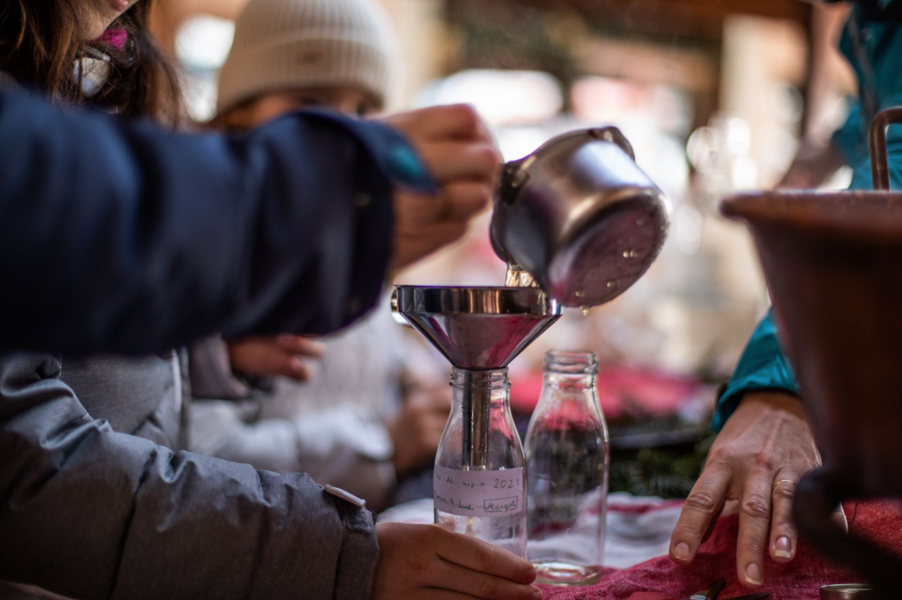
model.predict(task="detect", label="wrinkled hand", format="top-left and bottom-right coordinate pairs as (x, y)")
top-left (381, 105), bottom-right (500, 273)
top-left (373, 523), bottom-right (541, 600)
top-left (669, 392), bottom-right (847, 589)
top-left (227, 335), bottom-right (325, 381)
top-left (387, 384), bottom-right (452, 476)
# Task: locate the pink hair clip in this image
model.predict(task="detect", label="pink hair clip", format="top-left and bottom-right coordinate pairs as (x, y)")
top-left (94, 28), bottom-right (129, 51)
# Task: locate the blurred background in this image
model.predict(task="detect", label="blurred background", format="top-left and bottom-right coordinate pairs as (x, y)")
top-left (153, 0), bottom-right (858, 497)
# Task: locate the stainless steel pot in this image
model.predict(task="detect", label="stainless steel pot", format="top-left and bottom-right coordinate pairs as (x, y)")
top-left (490, 127), bottom-right (669, 308)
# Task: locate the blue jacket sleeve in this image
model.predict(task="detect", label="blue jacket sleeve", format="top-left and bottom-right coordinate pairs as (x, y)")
top-left (0, 89), bottom-right (433, 355)
top-left (712, 309), bottom-right (800, 432)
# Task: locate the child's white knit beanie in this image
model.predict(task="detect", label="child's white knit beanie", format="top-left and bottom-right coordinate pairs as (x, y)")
top-left (217, 0), bottom-right (399, 115)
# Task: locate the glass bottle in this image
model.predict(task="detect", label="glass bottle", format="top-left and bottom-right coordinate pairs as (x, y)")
top-left (525, 350), bottom-right (609, 585)
top-left (434, 367), bottom-right (527, 558)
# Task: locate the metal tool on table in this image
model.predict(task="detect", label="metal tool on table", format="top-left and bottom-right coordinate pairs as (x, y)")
top-left (680, 578), bottom-right (770, 600)
top-left (625, 593), bottom-right (770, 600)
top-left (624, 578), bottom-right (769, 600)
top-left (821, 584), bottom-right (876, 599)
top-left (681, 578), bottom-right (726, 600)
top-left (721, 106), bottom-right (902, 599)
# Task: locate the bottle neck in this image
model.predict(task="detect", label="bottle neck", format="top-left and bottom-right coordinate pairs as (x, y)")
top-left (450, 367), bottom-right (511, 469)
top-left (450, 367), bottom-right (510, 392)
top-left (543, 371), bottom-right (596, 391)
top-left (541, 350), bottom-right (598, 398)
top-left (544, 350), bottom-right (598, 375)
top-left (450, 367), bottom-right (511, 408)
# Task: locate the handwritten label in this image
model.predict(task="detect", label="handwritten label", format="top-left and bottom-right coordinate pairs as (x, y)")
top-left (434, 466), bottom-right (524, 518)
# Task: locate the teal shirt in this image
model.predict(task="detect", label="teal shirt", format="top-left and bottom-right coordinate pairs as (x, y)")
top-left (713, 3), bottom-right (902, 430)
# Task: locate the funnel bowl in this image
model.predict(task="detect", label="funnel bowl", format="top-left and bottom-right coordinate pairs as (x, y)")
top-left (395, 286), bottom-right (562, 370)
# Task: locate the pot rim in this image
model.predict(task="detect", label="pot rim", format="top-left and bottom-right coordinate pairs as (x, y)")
top-left (721, 190), bottom-right (902, 245)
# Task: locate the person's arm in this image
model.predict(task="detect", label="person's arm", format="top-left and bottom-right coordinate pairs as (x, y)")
top-left (711, 309), bottom-right (800, 431)
top-left (670, 393), bottom-right (842, 589)
top-left (0, 353), bottom-right (540, 600)
top-left (672, 316), bottom-right (845, 589)
top-left (0, 89), bottom-right (431, 355)
top-left (1, 91), bottom-right (500, 357)
top-left (0, 352), bottom-right (379, 600)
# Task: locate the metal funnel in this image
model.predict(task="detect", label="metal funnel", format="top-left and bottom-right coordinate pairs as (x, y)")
top-left (394, 286), bottom-right (562, 370)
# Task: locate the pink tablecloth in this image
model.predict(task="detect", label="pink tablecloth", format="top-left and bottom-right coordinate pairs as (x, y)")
top-left (541, 501), bottom-right (902, 600)
top-left (381, 496), bottom-right (902, 599)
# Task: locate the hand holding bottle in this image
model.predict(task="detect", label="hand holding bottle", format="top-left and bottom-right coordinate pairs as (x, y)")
top-left (372, 523), bottom-right (542, 600)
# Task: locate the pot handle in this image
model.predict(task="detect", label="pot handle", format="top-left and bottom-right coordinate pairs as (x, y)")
top-left (869, 107), bottom-right (902, 191)
top-left (588, 126), bottom-right (636, 161)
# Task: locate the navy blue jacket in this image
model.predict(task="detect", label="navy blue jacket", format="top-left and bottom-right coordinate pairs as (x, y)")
top-left (0, 88), bottom-right (432, 354)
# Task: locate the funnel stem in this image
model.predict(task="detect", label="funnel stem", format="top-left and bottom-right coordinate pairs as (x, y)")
top-left (453, 368), bottom-right (509, 470)
top-left (462, 382), bottom-right (491, 469)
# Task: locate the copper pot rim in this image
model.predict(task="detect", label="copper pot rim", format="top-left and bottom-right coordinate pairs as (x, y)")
top-left (721, 190), bottom-right (902, 245)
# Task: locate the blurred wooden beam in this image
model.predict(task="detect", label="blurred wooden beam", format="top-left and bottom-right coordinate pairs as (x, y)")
top-left (483, 0), bottom-right (812, 41)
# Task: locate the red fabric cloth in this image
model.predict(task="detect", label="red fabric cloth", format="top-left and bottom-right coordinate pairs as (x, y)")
top-left (510, 367), bottom-right (699, 419)
top-left (539, 501), bottom-right (902, 599)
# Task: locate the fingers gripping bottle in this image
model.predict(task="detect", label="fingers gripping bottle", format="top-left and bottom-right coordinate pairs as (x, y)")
top-left (525, 350), bottom-right (609, 585)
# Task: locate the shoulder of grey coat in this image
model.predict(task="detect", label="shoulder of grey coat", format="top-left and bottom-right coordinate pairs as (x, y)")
top-left (61, 350), bottom-right (189, 451)
top-left (0, 352), bottom-right (379, 600)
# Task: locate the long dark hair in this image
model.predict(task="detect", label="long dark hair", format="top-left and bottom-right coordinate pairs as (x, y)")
top-left (0, 0), bottom-right (182, 123)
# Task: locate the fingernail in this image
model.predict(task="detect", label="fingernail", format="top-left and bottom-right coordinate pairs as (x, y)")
top-left (532, 589), bottom-right (544, 599)
top-left (526, 565), bottom-right (536, 580)
top-left (775, 536), bottom-right (792, 559)
top-left (673, 542), bottom-right (691, 561)
top-left (745, 563), bottom-right (763, 586)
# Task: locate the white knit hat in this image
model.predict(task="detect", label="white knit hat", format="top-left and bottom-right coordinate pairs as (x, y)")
top-left (217, 0), bottom-right (400, 115)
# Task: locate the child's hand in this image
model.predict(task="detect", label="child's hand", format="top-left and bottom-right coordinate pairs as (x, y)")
top-left (227, 335), bottom-right (324, 381)
top-left (387, 385), bottom-right (451, 476)
top-left (372, 523), bottom-right (542, 600)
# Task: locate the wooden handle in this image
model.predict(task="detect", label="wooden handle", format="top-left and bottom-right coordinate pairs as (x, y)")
top-left (869, 107), bottom-right (902, 191)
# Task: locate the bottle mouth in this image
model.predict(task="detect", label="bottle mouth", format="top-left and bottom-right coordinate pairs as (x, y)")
top-left (450, 367), bottom-right (510, 390)
top-left (544, 350), bottom-right (598, 375)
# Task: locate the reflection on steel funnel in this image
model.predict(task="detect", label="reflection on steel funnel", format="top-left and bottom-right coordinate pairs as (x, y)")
top-left (394, 286), bottom-right (562, 370)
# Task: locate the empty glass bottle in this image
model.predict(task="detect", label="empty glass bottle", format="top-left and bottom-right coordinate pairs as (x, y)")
top-left (434, 367), bottom-right (527, 558)
top-left (525, 350), bottom-right (609, 585)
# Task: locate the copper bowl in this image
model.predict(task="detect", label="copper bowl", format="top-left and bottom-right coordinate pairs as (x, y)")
top-left (721, 108), bottom-right (902, 599)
